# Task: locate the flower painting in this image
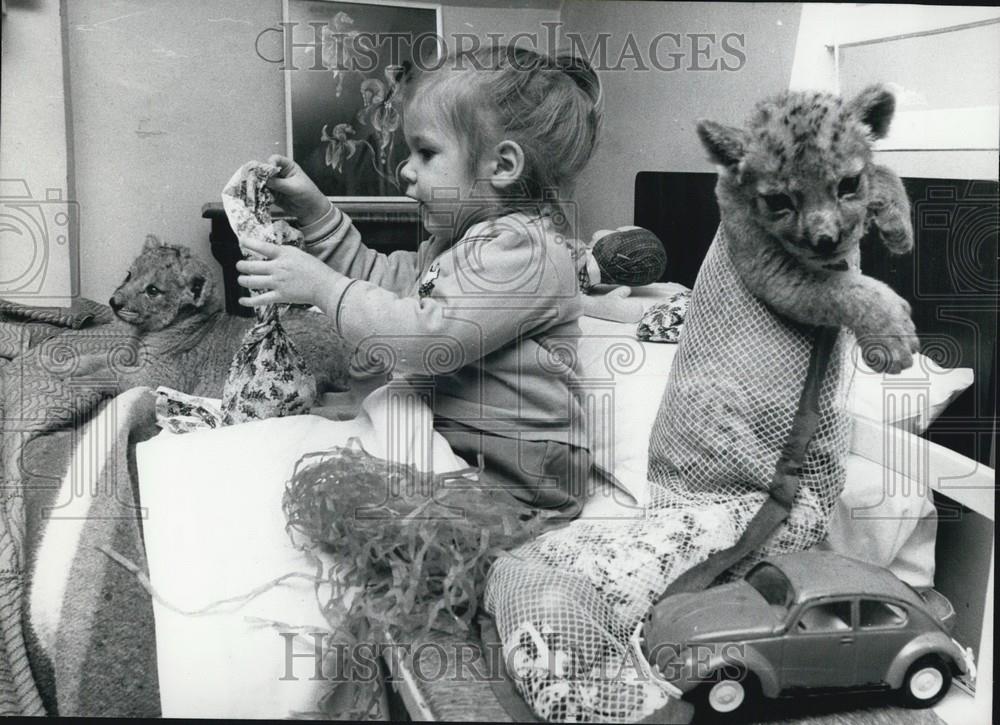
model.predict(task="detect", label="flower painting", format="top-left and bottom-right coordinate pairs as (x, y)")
top-left (284, 0), bottom-right (441, 200)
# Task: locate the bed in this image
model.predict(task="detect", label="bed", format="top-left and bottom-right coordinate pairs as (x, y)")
top-left (9, 293), bottom-right (976, 718)
top-left (1, 197), bottom-right (993, 720)
top-left (129, 296), bottom-right (988, 722)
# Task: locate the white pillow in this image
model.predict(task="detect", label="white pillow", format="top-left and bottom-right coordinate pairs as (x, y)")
top-left (138, 388), bottom-right (467, 718)
top-left (575, 283), bottom-right (689, 504)
top-left (847, 348), bottom-right (974, 434)
top-left (576, 314), bottom-right (677, 506)
top-left (820, 453), bottom-right (938, 587)
top-left (576, 313), bottom-right (974, 504)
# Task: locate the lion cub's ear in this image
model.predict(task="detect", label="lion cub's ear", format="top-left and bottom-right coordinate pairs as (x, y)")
top-left (189, 275), bottom-right (208, 306)
top-left (697, 120), bottom-right (749, 173)
top-left (849, 85), bottom-right (896, 140)
top-left (182, 257), bottom-right (216, 309)
top-left (143, 234), bottom-right (162, 251)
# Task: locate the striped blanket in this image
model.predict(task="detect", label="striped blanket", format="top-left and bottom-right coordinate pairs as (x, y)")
top-left (1, 304), bottom-right (161, 715)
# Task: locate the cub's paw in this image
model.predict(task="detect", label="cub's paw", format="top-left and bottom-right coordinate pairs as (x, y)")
top-left (869, 203), bottom-right (913, 254)
top-left (857, 300), bottom-right (920, 374)
top-left (867, 165), bottom-right (913, 254)
top-left (858, 335), bottom-right (916, 374)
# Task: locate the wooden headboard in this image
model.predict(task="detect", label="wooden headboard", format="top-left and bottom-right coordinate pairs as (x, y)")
top-left (634, 171), bottom-right (998, 466)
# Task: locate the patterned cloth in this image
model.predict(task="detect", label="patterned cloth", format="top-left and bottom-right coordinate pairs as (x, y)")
top-left (218, 162), bottom-right (318, 425)
top-left (635, 289), bottom-right (691, 343)
top-left (154, 387), bottom-right (222, 434)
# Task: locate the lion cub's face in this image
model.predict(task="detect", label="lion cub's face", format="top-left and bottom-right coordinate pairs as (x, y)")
top-left (698, 86), bottom-right (896, 272)
top-left (109, 235), bottom-right (216, 331)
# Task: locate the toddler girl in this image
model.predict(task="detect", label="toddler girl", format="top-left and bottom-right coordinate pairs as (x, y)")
top-left (236, 44), bottom-right (602, 518)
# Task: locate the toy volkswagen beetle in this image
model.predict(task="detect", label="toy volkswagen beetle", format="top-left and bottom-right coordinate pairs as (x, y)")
top-left (642, 551), bottom-right (976, 718)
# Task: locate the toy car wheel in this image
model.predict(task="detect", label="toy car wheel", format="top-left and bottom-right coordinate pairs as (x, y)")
top-left (900, 655), bottom-right (952, 708)
top-left (691, 669), bottom-right (759, 718)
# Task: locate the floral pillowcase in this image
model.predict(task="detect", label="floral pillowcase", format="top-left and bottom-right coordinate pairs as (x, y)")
top-left (635, 289), bottom-right (691, 343)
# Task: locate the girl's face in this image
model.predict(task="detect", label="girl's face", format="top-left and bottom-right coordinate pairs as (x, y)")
top-left (399, 101), bottom-right (492, 244)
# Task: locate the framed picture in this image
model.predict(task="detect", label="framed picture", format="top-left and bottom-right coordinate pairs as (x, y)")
top-left (283, 0), bottom-right (442, 203)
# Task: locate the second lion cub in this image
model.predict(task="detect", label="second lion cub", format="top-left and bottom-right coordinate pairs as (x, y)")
top-left (58, 236), bottom-right (350, 397)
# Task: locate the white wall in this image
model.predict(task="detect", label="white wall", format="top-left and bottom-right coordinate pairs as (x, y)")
top-left (65, 0), bottom-right (289, 304)
top-left (65, 0), bottom-right (561, 302)
top-left (559, 1), bottom-right (803, 237)
top-left (790, 3), bottom-right (1000, 181)
top-left (1, 0), bottom-right (76, 306)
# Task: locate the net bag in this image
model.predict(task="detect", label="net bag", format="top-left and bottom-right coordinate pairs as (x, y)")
top-left (219, 161), bottom-right (317, 424)
top-left (483, 227), bottom-right (853, 722)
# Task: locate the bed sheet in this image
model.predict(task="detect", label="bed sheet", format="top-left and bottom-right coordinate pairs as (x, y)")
top-left (136, 384), bottom-right (468, 718)
top-left (136, 306), bottom-right (940, 717)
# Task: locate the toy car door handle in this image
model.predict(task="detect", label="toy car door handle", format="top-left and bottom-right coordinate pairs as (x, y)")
top-left (840, 636), bottom-right (854, 644)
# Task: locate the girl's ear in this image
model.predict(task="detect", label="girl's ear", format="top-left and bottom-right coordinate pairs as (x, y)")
top-left (489, 140), bottom-right (525, 190)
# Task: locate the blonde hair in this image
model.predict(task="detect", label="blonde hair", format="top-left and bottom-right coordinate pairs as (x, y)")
top-left (401, 44), bottom-right (603, 205)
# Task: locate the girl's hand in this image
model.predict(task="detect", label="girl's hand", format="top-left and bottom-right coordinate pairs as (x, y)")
top-left (236, 235), bottom-right (340, 308)
top-left (264, 155), bottom-right (331, 227)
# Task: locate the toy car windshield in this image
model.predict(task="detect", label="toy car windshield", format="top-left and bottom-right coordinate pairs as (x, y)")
top-left (745, 562), bottom-right (795, 610)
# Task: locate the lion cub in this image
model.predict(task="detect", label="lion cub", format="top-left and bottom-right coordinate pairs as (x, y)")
top-left (69, 235), bottom-right (349, 397)
top-left (696, 84), bottom-right (919, 373)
